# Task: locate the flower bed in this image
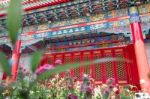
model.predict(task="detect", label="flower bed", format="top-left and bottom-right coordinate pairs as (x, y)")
top-left (1, 71), bottom-right (150, 99)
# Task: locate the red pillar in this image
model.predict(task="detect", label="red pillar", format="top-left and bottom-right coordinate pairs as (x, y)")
top-left (11, 40), bottom-right (21, 80)
top-left (129, 7), bottom-right (150, 93)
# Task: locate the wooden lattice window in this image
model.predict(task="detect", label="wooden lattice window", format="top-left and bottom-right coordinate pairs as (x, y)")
top-left (116, 54), bottom-right (126, 81)
top-left (64, 55), bottom-right (72, 64)
top-left (83, 54), bottom-right (91, 75)
top-left (48, 56), bottom-right (54, 64)
top-left (104, 53), bottom-right (115, 79)
top-left (55, 55), bottom-right (63, 77)
top-left (64, 54), bottom-right (72, 74)
top-left (93, 54), bottom-right (103, 81)
top-left (73, 55), bottom-right (81, 80)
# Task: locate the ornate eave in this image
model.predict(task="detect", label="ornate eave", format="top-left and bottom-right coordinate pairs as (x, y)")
top-left (0, 0), bottom-right (149, 27)
top-left (0, 0), bottom-right (72, 17)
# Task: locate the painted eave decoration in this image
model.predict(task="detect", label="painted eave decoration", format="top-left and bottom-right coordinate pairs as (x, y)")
top-left (0, 0), bottom-right (71, 14)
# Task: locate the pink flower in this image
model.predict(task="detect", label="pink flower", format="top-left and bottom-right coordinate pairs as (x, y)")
top-left (67, 93), bottom-right (78, 99)
top-left (55, 59), bottom-right (62, 65)
top-left (36, 64), bottom-right (54, 74)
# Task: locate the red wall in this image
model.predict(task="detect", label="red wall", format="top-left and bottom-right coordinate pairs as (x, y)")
top-left (43, 44), bottom-right (140, 88)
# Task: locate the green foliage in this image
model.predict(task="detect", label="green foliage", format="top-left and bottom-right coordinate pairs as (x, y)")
top-left (0, 0), bottom-right (22, 78)
top-left (120, 90), bottom-right (134, 99)
top-left (7, 0), bottom-right (22, 45)
top-left (30, 51), bottom-right (43, 73)
top-left (0, 52), bottom-right (11, 76)
top-left (0, 82), bottom-right (6, 99)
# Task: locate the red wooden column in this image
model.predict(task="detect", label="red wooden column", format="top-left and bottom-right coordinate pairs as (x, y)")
top-left (90, 51), bottom-right (95, 79)
top-left (11, 40), bottom-right (22, 80)
top-left (129, 7), bottom-right (150, 93)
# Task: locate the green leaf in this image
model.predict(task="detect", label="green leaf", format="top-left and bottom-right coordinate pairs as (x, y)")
top-left (120, 93), bottom-right (132, 99)
top-left (0, 52), bottom-right (11, 76)
top-left (7, 0), bottom-right (22, 44)
top-left (38, 57), bottom-right (129, 80)
top-left (30, 51), bottom-right (43, 73)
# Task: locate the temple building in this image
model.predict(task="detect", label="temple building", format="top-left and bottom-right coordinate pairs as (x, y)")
top-left (0, 0), bottom-right (150, 92)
